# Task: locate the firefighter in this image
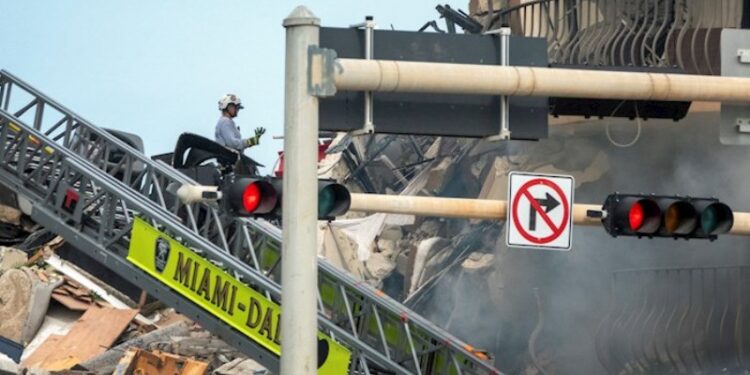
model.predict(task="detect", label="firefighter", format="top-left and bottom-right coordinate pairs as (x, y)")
top-left (215, 94), bottom-right (265, 152)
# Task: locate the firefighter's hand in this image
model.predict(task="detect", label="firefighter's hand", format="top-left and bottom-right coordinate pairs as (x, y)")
top-left (254, 127), bottom-right (266, 140)
top-left (245, 127), bottom-right (266, 147)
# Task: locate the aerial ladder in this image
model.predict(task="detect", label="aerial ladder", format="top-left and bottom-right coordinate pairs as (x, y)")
top-left (0, 70), bottom-right (502, 375)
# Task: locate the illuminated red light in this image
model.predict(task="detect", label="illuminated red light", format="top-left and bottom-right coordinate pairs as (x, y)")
top-left (242, 183), bottom-right (262, 213)
top-left (629, 202), bottom-right (644, 231)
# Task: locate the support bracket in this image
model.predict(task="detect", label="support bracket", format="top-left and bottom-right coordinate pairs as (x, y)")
top-left (349, 16), bottom-right (376, 136)
top-left (307, 46), bottom-right (337, 97)
top-left (484, 27), bottom-right (512, 141)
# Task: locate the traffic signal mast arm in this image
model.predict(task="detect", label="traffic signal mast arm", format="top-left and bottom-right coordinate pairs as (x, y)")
top-left (332, 59), bottom-right (750, 103)
top-left (348, 193), bottom-right (750, 237)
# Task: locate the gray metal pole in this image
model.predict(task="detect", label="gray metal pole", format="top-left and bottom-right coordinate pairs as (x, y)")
top-left (282, 6), bottom-right (320, 375)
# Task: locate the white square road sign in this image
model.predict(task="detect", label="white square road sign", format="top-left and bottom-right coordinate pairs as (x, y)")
top-left (506, 172), bottom-right (575, 251)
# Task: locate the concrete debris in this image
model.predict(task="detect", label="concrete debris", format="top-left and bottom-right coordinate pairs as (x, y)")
top-left (0, 269), bottom-right (34, 343)
top-left (423, 157), bottom-right (454, 194)
top-left (379, 225), bottom-right (403, 242)
top-left (0, 247), bottom-right (27, 272)
top-left (409, 237), bottom-right (450, 295)
top-left (462, 252), bottom-right (495, 273)
top-left (0, 204), bottom-right (21, 226)
top-left (319, 225), bottom-right (368, 279)
top-left (417, 220), bottom-right (443, 238)
top-left (365, 252), bottom-right (397, 281)
top-left (213, 358), bottom-right (270, 375)
top-left (375, 238), bottom-right (396, 256)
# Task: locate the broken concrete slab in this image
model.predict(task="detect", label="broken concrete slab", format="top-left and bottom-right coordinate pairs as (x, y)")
top-left (409, 237), bottom-right (449, 295)
top-left (319, 225), bottom-right (368, 279)
top-left (213, 357), bottom-right (269, 375)
top-left (379, 225), bottom-right (403, 242)
top-left (0, 247), bottom-right (27, 272)
top-left (423, 157), bottom-right (454, 194)
top-left (462, 252), bottom-right (495, 273)
top-left (0, 269), bottom-right (32, 342)
top-left (365, 253), bottom-right (397, 282)
top-left (0, 204), bottom-right (21, 226)
top-left (375, 239), bottom-right (396, 257)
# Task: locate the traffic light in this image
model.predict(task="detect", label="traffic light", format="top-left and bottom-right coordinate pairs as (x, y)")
top-left (602, 194), bottom-right (734, 240)
top-left (220, 176), bottom-right (350, 221)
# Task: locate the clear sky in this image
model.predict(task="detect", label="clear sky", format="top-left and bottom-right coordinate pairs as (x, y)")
top-left (0, 1), bottom-right (466, 172)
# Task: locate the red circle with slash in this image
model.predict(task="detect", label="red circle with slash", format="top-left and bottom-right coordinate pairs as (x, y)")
top-left (511, 178), bottom-right (570, 244)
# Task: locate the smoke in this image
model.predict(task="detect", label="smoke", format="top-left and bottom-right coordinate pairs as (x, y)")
top-left (412, 111), bottom-right (750, 374)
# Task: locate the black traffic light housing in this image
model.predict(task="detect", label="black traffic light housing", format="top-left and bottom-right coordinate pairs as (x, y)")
top-left (220, 176), bottom-right (351, 221)
top-left (602, 193), bottom-right (734, 240)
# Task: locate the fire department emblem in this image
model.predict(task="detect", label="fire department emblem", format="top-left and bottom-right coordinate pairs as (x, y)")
top-left (154, 237), bottom-right (170, 273)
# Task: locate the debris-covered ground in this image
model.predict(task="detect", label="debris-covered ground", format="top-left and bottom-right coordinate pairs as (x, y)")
top-left (0, 222), bottom-right (271, 375)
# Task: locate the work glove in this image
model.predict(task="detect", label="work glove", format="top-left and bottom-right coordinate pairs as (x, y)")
top-left (245, 127), bottom-right (266, 147)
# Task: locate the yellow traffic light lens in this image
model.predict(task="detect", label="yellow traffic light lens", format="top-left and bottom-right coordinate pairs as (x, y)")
top-left (664, 201), bottom-right (697, 235)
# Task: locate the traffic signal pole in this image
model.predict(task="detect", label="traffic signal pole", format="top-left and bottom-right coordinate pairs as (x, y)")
top-left (348, 193), bottom-right (750, 236)
top-left (333, 59), bottom-right (750, 103)
top-left (282, 7), bottom-right (319, 375)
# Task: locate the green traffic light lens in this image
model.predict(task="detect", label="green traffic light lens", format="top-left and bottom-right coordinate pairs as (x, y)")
top-left (701, 207), bottom-right (717, 233)
top-left (318, 187), bottom-right (335, 218)
top-left (700, 203), bottom-right (733, 235)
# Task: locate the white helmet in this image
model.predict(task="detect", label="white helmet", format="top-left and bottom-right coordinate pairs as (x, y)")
top-left (218, 94), bottom-right (244, 111)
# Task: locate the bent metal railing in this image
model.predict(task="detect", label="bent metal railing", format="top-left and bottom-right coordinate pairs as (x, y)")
top-left (596, 265), bottom-right (750, 374)
top-left (480, 0), bottom-right (746, 74)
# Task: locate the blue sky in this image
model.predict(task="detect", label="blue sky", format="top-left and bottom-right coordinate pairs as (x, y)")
top-left (0, 1), bottom-right (466, 172)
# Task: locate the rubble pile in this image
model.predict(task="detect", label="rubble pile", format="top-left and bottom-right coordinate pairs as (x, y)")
top-left (0, 203), bottom-right (271, 375)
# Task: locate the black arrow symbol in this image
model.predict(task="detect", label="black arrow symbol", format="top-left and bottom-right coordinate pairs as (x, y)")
top-left (529, 193), bottom-right (561, 231)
